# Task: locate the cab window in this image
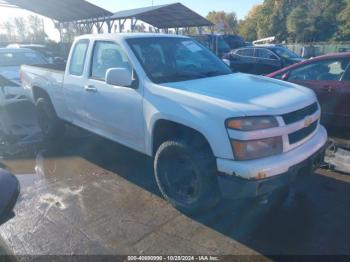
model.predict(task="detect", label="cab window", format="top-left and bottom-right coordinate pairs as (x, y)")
top-left (91, 41), bottom-right (132, 81)
top-left (69, 40), bottom-right (89, 76)
top-left (256, 49), bottom-right (278, 60)
top-left (236, 48), bottom-right (254, 57)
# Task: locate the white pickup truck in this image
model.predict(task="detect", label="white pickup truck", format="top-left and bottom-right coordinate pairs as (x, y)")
top-left (21, 33), bottom-right (327, 212)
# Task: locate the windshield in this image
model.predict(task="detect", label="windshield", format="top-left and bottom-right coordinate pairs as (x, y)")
top-left (273, 47), bottom-right (300, 59)
top-left (127, 37), bottom-right (232, 84)
top-left (0, 51), bottom-right (47, 67)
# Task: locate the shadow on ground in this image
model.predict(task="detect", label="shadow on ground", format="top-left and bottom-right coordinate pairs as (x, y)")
top-left (1, 101), bottom-right (350, 256)
top-left (33, 131), bottom-right (350, 256)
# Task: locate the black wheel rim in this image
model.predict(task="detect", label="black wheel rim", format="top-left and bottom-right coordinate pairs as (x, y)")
top-left (158, 148), bottom-right (201, 205)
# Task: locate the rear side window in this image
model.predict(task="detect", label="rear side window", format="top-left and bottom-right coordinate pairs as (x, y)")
top-left (69, 40), bottom-right (89, 76)
top-left (236, 48), bottom-right (254, 57)
top-left (256, 49), bottom-right (278, 60)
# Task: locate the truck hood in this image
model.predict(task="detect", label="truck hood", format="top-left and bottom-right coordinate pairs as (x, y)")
top-left (163, 73), bottom-right (316, 116)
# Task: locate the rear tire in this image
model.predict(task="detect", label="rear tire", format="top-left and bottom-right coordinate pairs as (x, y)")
top-left (154, 138), bottom-right (220, 213)
top-left (35, 97), bottom-right (65, 142)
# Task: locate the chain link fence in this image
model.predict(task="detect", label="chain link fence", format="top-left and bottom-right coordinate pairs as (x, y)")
top-left (286, 43), bottom-right (350, 57)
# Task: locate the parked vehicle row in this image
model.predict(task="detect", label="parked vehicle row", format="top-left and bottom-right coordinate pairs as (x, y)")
top-left (191, 34), bottom-right (247, 58)
top-left (6, 44), bottom-right (66, 64)
top-left (267, 52), bottom-right (350, 129)
top-left (20, 33), bottom-right (327, 212)
top-left (228, 44), bottom-right (303, 75)
top-left (0, 48), bottom-right (47, 105)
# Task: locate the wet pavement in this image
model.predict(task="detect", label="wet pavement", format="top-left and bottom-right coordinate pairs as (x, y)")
top-left (0, 101), bottom-right (350, 257)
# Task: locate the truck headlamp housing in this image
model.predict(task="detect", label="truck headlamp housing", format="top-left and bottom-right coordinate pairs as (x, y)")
top-left (231, 136), bottom-right (283, 161)
top-left (226, 116), bottom-right (278, 131)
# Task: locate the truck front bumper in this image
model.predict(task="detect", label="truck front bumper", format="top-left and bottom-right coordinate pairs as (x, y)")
top-left (216, 125), bottom-right (327, 199)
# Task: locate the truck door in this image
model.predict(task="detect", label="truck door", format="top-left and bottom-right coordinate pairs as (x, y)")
top-left (83, 41), bottom-right (145, 151)
top-left (233, 48), bottom-right (256, 74)
top-left (63, 39), bottom-right (90, 126)
top-left (255, 48), bottom-right (282, 75)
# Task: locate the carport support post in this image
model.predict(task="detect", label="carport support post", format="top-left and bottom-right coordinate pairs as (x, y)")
top-left (107, 20), bottom-right (114, 33)
top-left (119, 19), bottom-right (127, 33)
top-left (130, 18), bottom-right (138, 32)
top-left (58, 22), bottom-right (63, 42)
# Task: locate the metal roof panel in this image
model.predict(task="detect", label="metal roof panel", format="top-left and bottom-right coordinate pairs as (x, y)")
top-left (3, 0), bottom-right (112, 22)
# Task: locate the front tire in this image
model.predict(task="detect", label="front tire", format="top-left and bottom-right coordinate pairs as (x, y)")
top-left (154, 139), bottom-right (220, 213)
top-left (35, 97), bottom-right (65, 141)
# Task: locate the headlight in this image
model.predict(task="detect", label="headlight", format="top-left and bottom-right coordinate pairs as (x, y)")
top-left (226, 116), bottom-right (278, 131)
top-left (231, 136), bottom-right (283, 161)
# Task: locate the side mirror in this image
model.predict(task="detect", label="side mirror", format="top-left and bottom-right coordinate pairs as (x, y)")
top-left (222, 59), bottom-right (231, 67)
top-left (106, 68), bottom-right (133, 87)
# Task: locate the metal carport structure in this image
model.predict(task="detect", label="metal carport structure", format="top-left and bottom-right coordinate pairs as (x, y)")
top-left (0, 1), bottom-right (212, 35)
top-left (0, 0), bottom-right (113, 36)
top-left (0, 0), bottom-right (112, 21)
top-left (78, 3), bottom-right (213, 34)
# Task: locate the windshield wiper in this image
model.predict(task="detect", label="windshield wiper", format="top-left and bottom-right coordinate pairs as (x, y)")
top-left (201, 70), bottom-right (229, 77)
top-left (158, 70), bottom-right (230, 83)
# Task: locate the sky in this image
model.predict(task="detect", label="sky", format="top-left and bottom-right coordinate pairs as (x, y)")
top-left (0, 0), bottom-right (263, 41)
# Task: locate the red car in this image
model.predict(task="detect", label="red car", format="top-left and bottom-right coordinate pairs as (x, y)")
top-left (267, 52), bottom-right (350, 129)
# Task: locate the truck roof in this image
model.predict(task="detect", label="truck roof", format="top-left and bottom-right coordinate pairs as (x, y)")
top-left (75, 33), bottom-right (190, 41)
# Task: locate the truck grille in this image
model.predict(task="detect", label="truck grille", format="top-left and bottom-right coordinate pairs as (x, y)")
top-left (282, 103), bottom-right (318, 125)
top-left (288, 121), bottom-right (318, 144)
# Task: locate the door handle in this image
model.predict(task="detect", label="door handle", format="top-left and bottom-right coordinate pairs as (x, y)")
top-left (84, 85), bottom-right (97, 92)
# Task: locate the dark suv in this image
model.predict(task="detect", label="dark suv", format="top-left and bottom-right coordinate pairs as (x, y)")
top-left (229, 45), bottom-right (303, 75)
top-left (190, 34), bottom-right (231, 58)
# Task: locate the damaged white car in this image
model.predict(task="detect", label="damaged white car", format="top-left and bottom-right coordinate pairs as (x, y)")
top-left (0, 48), bottom-right (46, 105)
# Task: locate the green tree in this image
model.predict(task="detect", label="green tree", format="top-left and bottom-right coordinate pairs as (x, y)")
top-left (239, 0), bottom-right (346, 43)
top-left (287, 6), bottom-right (309, 42)
top-left (238, 5), bottom-right (262, 41)
top-left (337, 0), bottom-right (350, 40)
top-left (304, 0), bottom-right (345, 42)
top-left (27, 15), bottom-right (47, 43)
top-left (207, 11), bottom-right (238, 34)
top-left (14, 17), bottom-right (27, 42)
top-left (2, 21), bottom-right (15, 41)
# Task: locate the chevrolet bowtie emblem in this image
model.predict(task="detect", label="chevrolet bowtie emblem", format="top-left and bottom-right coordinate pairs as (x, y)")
top-left (304, 117), bottom-right (313, 128)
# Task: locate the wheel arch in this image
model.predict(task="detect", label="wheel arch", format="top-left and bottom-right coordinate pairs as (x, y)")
top-left (32, 86), bottom-right (50, 103)
top-left (151, 118), bottom-right (215, 158)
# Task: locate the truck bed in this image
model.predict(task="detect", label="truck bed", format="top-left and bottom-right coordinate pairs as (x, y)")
top-left (21, 63), bottom-right (66, 106)
top-left (29, 62), bottom-right (66, 72)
